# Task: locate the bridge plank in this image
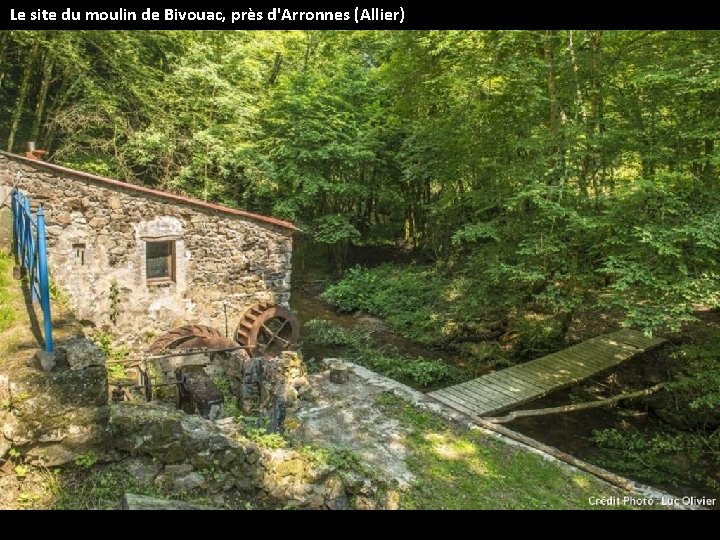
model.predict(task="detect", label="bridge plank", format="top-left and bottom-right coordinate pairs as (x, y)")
top-left (428, 330), bottom-right (665, 419)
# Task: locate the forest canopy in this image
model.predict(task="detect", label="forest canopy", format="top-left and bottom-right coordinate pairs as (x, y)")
top-left (1, 30), bottom-right (719, 334)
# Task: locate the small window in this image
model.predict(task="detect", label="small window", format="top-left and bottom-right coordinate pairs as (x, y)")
top-left (72, 243), bottom-right (86, 267)
top-left (146, 240), bottom-right (175, 282)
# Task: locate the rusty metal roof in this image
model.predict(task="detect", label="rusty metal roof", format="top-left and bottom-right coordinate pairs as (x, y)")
top-left (1, 151), bottom-right (298, 231)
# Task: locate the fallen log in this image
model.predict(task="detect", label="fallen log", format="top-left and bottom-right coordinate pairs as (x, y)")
top-left (484, 384), bottom-right (665, 424)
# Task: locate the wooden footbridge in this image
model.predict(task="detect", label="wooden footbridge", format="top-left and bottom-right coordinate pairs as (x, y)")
top-left (429, 329), bottom-right (666, 418)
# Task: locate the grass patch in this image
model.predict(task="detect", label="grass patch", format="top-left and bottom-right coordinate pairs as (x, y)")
top-left (1, 453), bottom-right (217, 510)
top-left (51, 463), bottom-right (218, 510)
top-left (374, 392), bottom-right (632, 510)
top-left (0, 253), bottom-right (17, 332)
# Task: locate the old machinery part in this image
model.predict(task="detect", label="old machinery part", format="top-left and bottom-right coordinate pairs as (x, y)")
top-left (146, 324), bottom-right (239, 355)
top-left (234, 302), bottom-right (300, 357)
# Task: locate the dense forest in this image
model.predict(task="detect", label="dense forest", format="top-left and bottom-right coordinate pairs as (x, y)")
top-left (2, 30), bottom-right (719, 334)
top-left (1, 29), bottom-right (720, 501)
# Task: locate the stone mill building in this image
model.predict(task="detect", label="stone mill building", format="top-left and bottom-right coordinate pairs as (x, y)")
top-left (0, 151), bottom-right (296, 346)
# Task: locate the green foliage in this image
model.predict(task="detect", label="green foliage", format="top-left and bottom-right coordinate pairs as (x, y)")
top-left (231, 412), bottom-right (288, 448)
top-left (0, 305), bottom-right (15, 332)
top-left (90, 331), bottom-right (129, 363)
top-left (313, 215), bottom-right (361, 246)
top-left (213, 375), bottom-right (241, 418)
top-left (451, 222), bottom-right (501, 245)
top-left (106, 362), bottom-right (126, 380)
top-left (322, 264), bottom-right (450, 345)
top-left (666, 331), bottom-right (720, 415)
top-left (74, 451), bottom-right (98, 469)
top-left (51, 463), bottom-right (220, 510)
top-left (321, 266), bottom-right (383, 313)
top-left (511, 315), bottom-right (566, 361)
top-left (244, 427), bottom-right (287, 449)
top-left (356, 347), bottom-right (458, 387)
top-left (3, 30), bottom-right (720, 337)
top-left (303, 319), bottom-right (370, 348)
top-left (303, 317), bottom-right (460, 386)
top-left (14, 464), bottom-right (29, 478)
top-left (48, 280), bottom-right (67, 304)
top-left (108, 280), bottom-right (120, 325)
top-left (591, 427), bottom-right (719, 489)
top-left (0, 254), bottom-right (16, 332)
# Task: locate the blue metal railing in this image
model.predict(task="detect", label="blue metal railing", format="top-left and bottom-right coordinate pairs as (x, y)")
top-left (11, 188), bottom-right (53, 352)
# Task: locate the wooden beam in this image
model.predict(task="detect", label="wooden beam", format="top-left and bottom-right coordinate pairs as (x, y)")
top-left (120, 493), bottom-right (218, 510)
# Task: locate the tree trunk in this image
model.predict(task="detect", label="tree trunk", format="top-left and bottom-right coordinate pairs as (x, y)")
top-left (121, 493), bottom-right (217, 510)
top-left (330, 363), bottom-right (349, 384)
top-left (30, 55), bottom-right (54, 143)
top-left (7, 42), bottom-right (39, 152)
top-left (542, 30), bottom-right (562, 186)
top-left (589, 30), bottom-right (605, 204)
top-left (267, 52), bottom-right (283, 86)
top-left (567, 30), bottom-right (590, 200)
top-left (0, 31), bottom-right (10, 89)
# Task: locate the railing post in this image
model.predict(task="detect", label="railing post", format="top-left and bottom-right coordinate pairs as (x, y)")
top-left (24, 197), bottom-right (38, 302)
top-left (10, 190), bottom-right (54, 352)
top-left (13, 188), bottom-right (25, 266)
top-left (11, 190), bottom-right (17, 258)
top-left (36, 206), bottom-right (53, 352)
top-left (21, 195), bottom-right (27, 267)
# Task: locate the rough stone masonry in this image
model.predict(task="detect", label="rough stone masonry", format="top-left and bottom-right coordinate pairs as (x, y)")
top-left (0, 152), bottom-right (296, 346)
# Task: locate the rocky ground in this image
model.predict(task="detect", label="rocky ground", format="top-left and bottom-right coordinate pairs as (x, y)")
top-left (293, 362), bottom-right (415, 490)
top-left (287, 362), bottom-right (660, 510)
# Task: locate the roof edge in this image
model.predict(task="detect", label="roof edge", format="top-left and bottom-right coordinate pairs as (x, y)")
top-left (0, 151), bottom-right (298, 232)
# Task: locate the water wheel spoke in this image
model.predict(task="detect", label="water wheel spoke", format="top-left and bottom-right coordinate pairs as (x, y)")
top-left (276, 319), bottom-right (289, 333)
top-left (261, 323), bottom-right (277, 341)
top-left (274, 334), bottom-right (291, 346)
top-left (261, 320), bottom-right (291, 345)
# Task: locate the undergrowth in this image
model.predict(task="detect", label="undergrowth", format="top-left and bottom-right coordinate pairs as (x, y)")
top-left (302, 318), bottom-right (462, 387)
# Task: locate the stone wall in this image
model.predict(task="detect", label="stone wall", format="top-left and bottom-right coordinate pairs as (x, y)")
top-left (0, 153), bottom-right (294, 346)
top-left (2, 338), bottom-right (109, 467)
top-left (1, 346), bottom-right (366, 509)
top-left (110, 404), bottom-right (350, 509)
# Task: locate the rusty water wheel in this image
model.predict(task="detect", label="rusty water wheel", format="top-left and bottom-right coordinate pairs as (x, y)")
top-left (146, 324), bottom-right (239, 354)
top-left (234, 302), bottom-right (300, 357)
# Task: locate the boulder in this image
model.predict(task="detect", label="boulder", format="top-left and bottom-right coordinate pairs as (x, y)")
top-left (57, 338), bottom-right (106, 371)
